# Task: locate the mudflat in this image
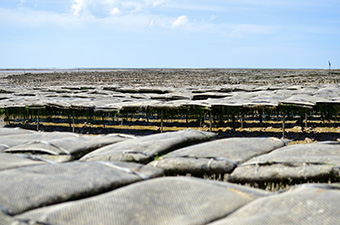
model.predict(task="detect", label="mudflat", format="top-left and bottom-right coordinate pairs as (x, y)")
top-left (1, 68), bottom-right (340, 87)
top-left (1, 69), bottom-right (340, 224)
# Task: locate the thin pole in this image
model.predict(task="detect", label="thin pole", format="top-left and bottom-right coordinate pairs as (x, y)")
top-left (232, 112), bottom-right (236, 132)
top-left (259, 109), bottom-right (263, 127)
top-left (241, 111), bottom-right (244, 129)
top-left (186, 112), bottom-right (188, 128)
top-left (160, 110), bottom-right (164, 133)
top-left (146, 110), bottom-right (149, 123)
top-left (199, 113), bottom-right (203, 129)
top-left (36, 109), bottom-right (39, 131)
top-left (72, 110), bottom-right (75, 133)
top-left (282, 111), bottom-right (286, 139)
top-left (299, 113), bottom-right (304, 132)
top-left (209, 111), bottom-right (212, 132)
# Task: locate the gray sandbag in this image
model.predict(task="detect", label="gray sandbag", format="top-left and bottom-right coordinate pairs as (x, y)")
top-left (0, 127), bottom-right (35, 137)
top-left (0, 131), bottom-right (79, 152)
top-left (0, 153), bottom-right (46, 171)
top-left (0, 161), bottom-right (163, 215)
top-left (4, 133), bottom-right (134, 162)
top-left (0, 208), bottom-right (18, 225)
top-left (81, 129), bottom-right (217, 164)
top-left (227, 142), bottom-right (340, 187)
top-left (149, 137), bottom-right (285, 176)
top-left (16, 177), bottom-right (269, 225)
top-left (209, 184), bottom-right (340, 225)
top-left (150, 157), bottom-right (236, 176)
top-left (0, 208), bottom-right (33, 225)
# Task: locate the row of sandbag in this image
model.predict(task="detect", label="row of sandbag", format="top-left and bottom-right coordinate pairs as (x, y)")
top-left (1, 83), bottom-right (340, 112)
top-left (2, 177), bottom-right (340, 225)
top-left (147, 138), bottom-right (340, 188)
top-left (0, 128), bottom-right (216, 164)
top-left (0, 128), bottom-right (218, 216)
top-left (2, 127), bottom-right (340, 186)
top-left (76, 129), bottom-right (340, 188)
top-left (1, 128), bottom-right (340, 224)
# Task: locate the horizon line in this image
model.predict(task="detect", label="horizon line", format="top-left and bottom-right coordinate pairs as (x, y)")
top-left (0, 67), bottom-right (333, 71)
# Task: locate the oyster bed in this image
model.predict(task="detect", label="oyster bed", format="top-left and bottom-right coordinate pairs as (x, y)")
top-left (1, 69), bottom-right (340, 224)
top-left (0, 69), bottom-right (340, 140)
top-left (0, 128), bottom-right (340, 224)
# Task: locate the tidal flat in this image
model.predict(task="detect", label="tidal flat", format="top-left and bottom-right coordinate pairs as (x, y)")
top-left (1, 69), bottom-right (340, 224)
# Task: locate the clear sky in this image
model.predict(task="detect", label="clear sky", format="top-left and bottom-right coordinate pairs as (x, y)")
top-left (0, 0), bottom-right (339, 69)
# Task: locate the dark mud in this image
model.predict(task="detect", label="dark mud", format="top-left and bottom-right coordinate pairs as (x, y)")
top-left (2, 68), bottom-right (340, 88)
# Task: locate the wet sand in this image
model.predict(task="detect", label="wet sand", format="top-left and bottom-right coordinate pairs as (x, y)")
top-left (2, 68), bottom-right (340, 87)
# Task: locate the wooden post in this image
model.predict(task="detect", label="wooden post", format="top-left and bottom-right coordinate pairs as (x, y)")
top-left (146, 110), bottom-right (149, 123)
top-left (259, 109), bottom-right (263, 127)
top-left (36, 109), bottom-right (39, 131)
top-left (321, 110), bottom-right (325, 125)
top-left (186, 112), bottom-right (188, 128)
top-left (72, 110), bottom-right (75, 133)
top-left (241, 111), bottom-right (245, 129)
top-left (299, 113), bottom-right (304, 132)
top-left (282, 111), bottom-right (286, 139)
top-left (199, 113), bottom-right (203, 129)
top-left (232, 111), bottom-right (236, 132)
top-left (209, 111), bottom-right (213, 132)
top-left (161, 110), bottom-right (164, 133)
top-left (304, 112), bottom-right (308, 130)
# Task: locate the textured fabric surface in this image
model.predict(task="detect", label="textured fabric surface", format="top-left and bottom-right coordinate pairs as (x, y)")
top-left (81, 129), bottom-right (217, 163)
top-left (0, 127), bottom-right (35, 136)
top-left (0, 131), bottom-right (79, 151)
top-left (209, 184), bottom-right (340, 225)
top-left (16, 177), bottom-right (266, 225)
top-left (0, 161), bottom-right (163, 215)
top-left (164, 137), bottom-right (286, 164)
top-left (0, 129), bottom-right (133, 162)
top-left (0, 208), bottom-right (17, 225)
top-left (245, 142), bottom-right (340, 165)
top-left (227, 142), bottom-right (340, 184)
top-left (149, 137), bottom-right (285, 176)
top-left (150, 157), bottom-right (236, 176)
top-left (1, 203), bottom-right (33, 225)
top-left (229, 164), bottom-right (337, 185)
top-left (4, 134), bottom-right (133, 157)
top-left (0, 153), bottom-right (46, 171)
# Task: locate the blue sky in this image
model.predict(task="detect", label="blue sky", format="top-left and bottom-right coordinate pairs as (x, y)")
top-left (0, 0), bottom-right (339, 69)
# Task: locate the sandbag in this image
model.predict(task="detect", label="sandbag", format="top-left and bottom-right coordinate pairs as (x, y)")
top-left (16, 177), bottom-right (269, 225)
top-left (0, 131), bottom-right (79, 152)
top-left (0, 153), bottom-right (46, 171)
top-left (227, 142), bottom-right (340, 187)
top-left (209, 184), bottom-right (340, 225)
top-left (81, 129), bottom-right (217, 164)
top-left (0, 161), bottom-right (163, 215)
top-left (3, 133), bottom-right (134, 162)
top-left (0, 208), bottom-right (22, 225)
top-left (149, 137), bottom-right (285, 176)
top-left (0, 127), bottom-right (35, 136)
top-left (150, 157), bottom-right (236, 176)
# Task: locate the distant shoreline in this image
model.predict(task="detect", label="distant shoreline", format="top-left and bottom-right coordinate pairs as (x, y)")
top-left (0, 68), bottom-right (334, 78)
top-left (1, 68), bottom-right (339, 87)
top-left (0, 68), bottom-right (330, 72)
